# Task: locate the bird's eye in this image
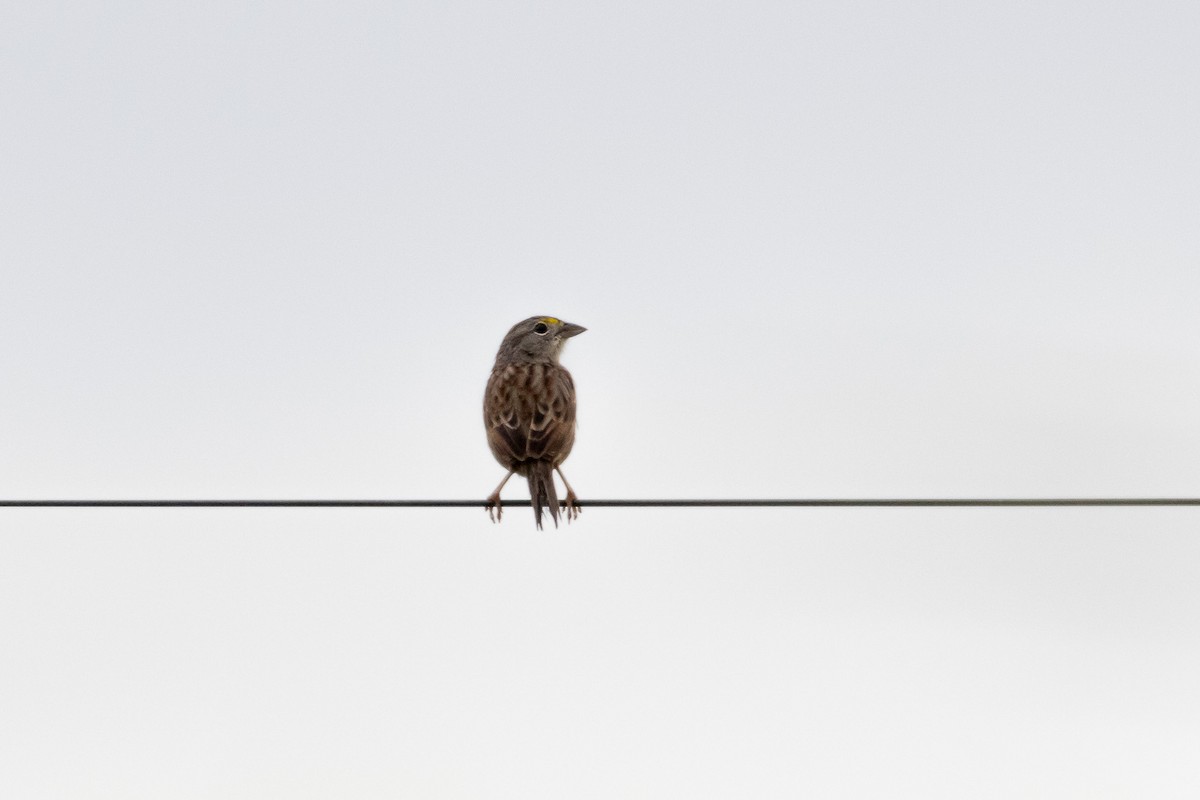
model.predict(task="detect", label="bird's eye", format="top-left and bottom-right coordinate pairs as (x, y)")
top-left (533, 322), bottom-right (549, 335)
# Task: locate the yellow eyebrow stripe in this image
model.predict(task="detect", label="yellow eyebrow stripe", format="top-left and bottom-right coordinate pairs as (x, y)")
top-left (540, 317), bottom-right (560, 325)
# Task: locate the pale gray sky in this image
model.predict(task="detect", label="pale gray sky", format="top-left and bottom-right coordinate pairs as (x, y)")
top-left (2, 1), bottom-right (1199, 797)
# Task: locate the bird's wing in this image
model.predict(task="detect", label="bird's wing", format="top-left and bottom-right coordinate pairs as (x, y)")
top-left (485, 365), bottom-right (575, 464)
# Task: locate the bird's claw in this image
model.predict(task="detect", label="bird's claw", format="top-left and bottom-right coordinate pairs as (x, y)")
top-left (486, 494), bottom-right (502, 523)
top-left (565, 490), bottom-right (581, 523)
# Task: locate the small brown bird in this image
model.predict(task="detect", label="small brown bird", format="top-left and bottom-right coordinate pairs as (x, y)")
top-left (484, 316), bottom-right (586, 528)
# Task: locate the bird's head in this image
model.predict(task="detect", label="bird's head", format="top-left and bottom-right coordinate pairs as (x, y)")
top-left (496, 316), bottom-right (587, 364)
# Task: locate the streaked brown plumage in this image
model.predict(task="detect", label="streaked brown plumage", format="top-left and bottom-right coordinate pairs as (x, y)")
top-left (484, 316), bottom-right (586, 528)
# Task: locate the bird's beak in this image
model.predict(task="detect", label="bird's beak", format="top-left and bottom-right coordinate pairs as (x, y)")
top-left (560, 322), bottom-right (587, 338)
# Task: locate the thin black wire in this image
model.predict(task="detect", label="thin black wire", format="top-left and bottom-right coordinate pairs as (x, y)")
top-left (1, 498), bottom-right (1197, 507)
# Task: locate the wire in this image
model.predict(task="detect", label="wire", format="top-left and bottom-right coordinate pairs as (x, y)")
top-left (2, 498), bottom-right (1198, 507)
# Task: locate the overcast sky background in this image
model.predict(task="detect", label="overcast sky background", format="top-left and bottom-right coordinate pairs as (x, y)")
top-left (2, 1), bottom-right (1198, 796)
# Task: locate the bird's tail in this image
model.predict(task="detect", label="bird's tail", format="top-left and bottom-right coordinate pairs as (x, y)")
top-left (527, 462), bottom-right (560, 530)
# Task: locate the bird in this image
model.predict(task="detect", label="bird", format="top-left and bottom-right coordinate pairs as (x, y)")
top-left (483, 316), bottom-right (586, 529)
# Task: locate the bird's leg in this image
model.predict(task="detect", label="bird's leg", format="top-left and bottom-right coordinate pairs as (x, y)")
top-left (486, 471), bottom-right (515, 522)
top-left (555, 467), bottom-right (581, 522)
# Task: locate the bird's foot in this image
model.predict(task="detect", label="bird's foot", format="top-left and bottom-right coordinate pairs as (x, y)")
top-left (564, 489), bottom-right (581, 522)
top-left (486, 493), bottom-right (503, 523)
